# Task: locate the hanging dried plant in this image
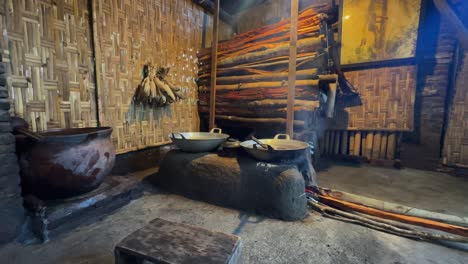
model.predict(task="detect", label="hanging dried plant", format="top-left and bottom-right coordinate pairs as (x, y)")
top-left (133, 63), bottom-right (184, 107)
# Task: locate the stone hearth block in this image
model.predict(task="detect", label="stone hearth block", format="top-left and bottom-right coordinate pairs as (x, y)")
top-left (115, 218), bottom-right (242, 264)
top-left (153, 150), bottom-right (307, 221)
top-left (24, 175), bottom-right (144, 242)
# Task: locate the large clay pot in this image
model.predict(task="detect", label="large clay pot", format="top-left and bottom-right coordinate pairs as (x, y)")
top-left (16, 127), bottom-right (116, 200)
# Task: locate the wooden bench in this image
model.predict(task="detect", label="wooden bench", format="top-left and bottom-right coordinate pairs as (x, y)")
top-left (115, 218), bottom-right (242, 264)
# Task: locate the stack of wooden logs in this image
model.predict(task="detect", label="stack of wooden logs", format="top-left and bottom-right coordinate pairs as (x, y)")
top-left (197, 4), bottom-right (337, 129)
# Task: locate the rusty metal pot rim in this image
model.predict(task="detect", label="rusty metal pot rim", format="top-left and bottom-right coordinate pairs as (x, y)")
top-left (39, 126), bottom-right (113, 138)
top-left (16, 127), bottom-right (113, 145)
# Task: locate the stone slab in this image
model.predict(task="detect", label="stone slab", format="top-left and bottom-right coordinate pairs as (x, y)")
top-left (24, 175), bottom-right (144, 242)
top-left (152, 150), bottom-right (308, 221)
top-left (115, 218), bottom-right (241, 264)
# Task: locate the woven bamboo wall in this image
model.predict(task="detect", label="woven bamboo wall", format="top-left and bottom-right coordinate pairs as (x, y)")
top-left (443, 52), bottom-right (468, 166)
top-left (92, 0), bottom-right (204, 154)
top-left (329, 66), bottom-right (417, 131)
top-left (1, 0), bottom-right (97, 131)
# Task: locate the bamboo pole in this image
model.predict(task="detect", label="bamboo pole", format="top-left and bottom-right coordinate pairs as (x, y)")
top-left (209, 0), bottom-right (220, 130)
top-left (341, 131), bottom-right (348, 155)
top-left (287, 0), bottom-right (299, 137)
top-left (216, 115), bottom-right (305, 126)
top-left (349, 132), bottom-right (355, 155)
top-left (320, 188), bottom-right (468, 227)
top-left (387, 132), bottom-right (396, 160)
top-left (317, 194), bottom-right (468, 238)
top-left (216, 36), bottom-right (323, 67)
top-left (372, 132), bottom-right (381, 160)
top-left (334, 131), bottom-right (341, 155)
top-left (210, 71), bottom-right (335, 85)
top-left (364, 132), bottom-right (374, 159)
top-left (379, 132), bottom-right (388, 159)
top-left (353, 132), bottom-right (361, 156)
top-left (199, 80), bottom-right (319, 92)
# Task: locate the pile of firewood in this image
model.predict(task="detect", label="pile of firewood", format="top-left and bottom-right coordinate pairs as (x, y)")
top-left (197, 4), bottom-right (338, 122)
top-left (133, 63), bottom-right (184, 107)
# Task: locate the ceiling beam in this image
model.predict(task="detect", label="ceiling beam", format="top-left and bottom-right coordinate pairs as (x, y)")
top-left (433, 0), bottom-right (468, 50)
top-left (192, 0), bottom-right (236, 28)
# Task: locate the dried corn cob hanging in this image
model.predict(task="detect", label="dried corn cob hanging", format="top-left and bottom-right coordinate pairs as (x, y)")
top-left (132, 63), bottom-right (184, 107)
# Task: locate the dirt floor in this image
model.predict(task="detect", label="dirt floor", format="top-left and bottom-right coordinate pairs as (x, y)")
top-left (1, 180), bottom-right (468, 264)
top-left (317, 161), bottom-right (468, 217)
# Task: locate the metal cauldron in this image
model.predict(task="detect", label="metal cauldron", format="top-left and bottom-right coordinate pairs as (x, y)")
top-left (16, 127), bottom-right (116, 200)
top-left (169, 128), bottom-right (229, 153)
top-left (241, 134), bottom-right (310, 161)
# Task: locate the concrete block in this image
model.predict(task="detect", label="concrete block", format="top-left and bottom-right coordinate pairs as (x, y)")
top-left (115, 218), bottom-right (242, 264)
top-left (153, 150), bottom-right (308, 221)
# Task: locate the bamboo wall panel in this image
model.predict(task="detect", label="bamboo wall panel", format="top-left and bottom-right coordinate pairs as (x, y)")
top-left (328, 66), bottom-right (417, 131)
top-left (443, 52), bottom-right (468, 166)
top-left (1, 0), bottom-right (97, 131)
top-left (93, 0), bottom-right (204, 154)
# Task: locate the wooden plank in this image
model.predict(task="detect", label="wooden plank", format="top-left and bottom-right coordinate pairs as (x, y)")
top-left (209, 0), bottom-right (220, 130)
top-left (286, 0), bottom-right (299, 137)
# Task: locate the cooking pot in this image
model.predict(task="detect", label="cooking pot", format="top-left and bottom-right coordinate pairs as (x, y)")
top-left (169, 128), bottom-right (229, 153)
top-left (241, 134), bottom-right (310, 161)
top-left (16, 127), bottom-right (116, 200)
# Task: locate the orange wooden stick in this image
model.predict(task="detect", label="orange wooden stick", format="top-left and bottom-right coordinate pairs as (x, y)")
top-left (318, 194), bottom-right (468, 237)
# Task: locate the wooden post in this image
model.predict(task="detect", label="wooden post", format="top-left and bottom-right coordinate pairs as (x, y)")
top-left (209, 0), bottom-right (220, 130)
top-left (286, 0), bottom-right (299, 137)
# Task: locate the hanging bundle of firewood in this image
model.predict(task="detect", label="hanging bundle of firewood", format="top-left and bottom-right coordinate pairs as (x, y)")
top-left (133, 63), bottom-right (184, 107)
